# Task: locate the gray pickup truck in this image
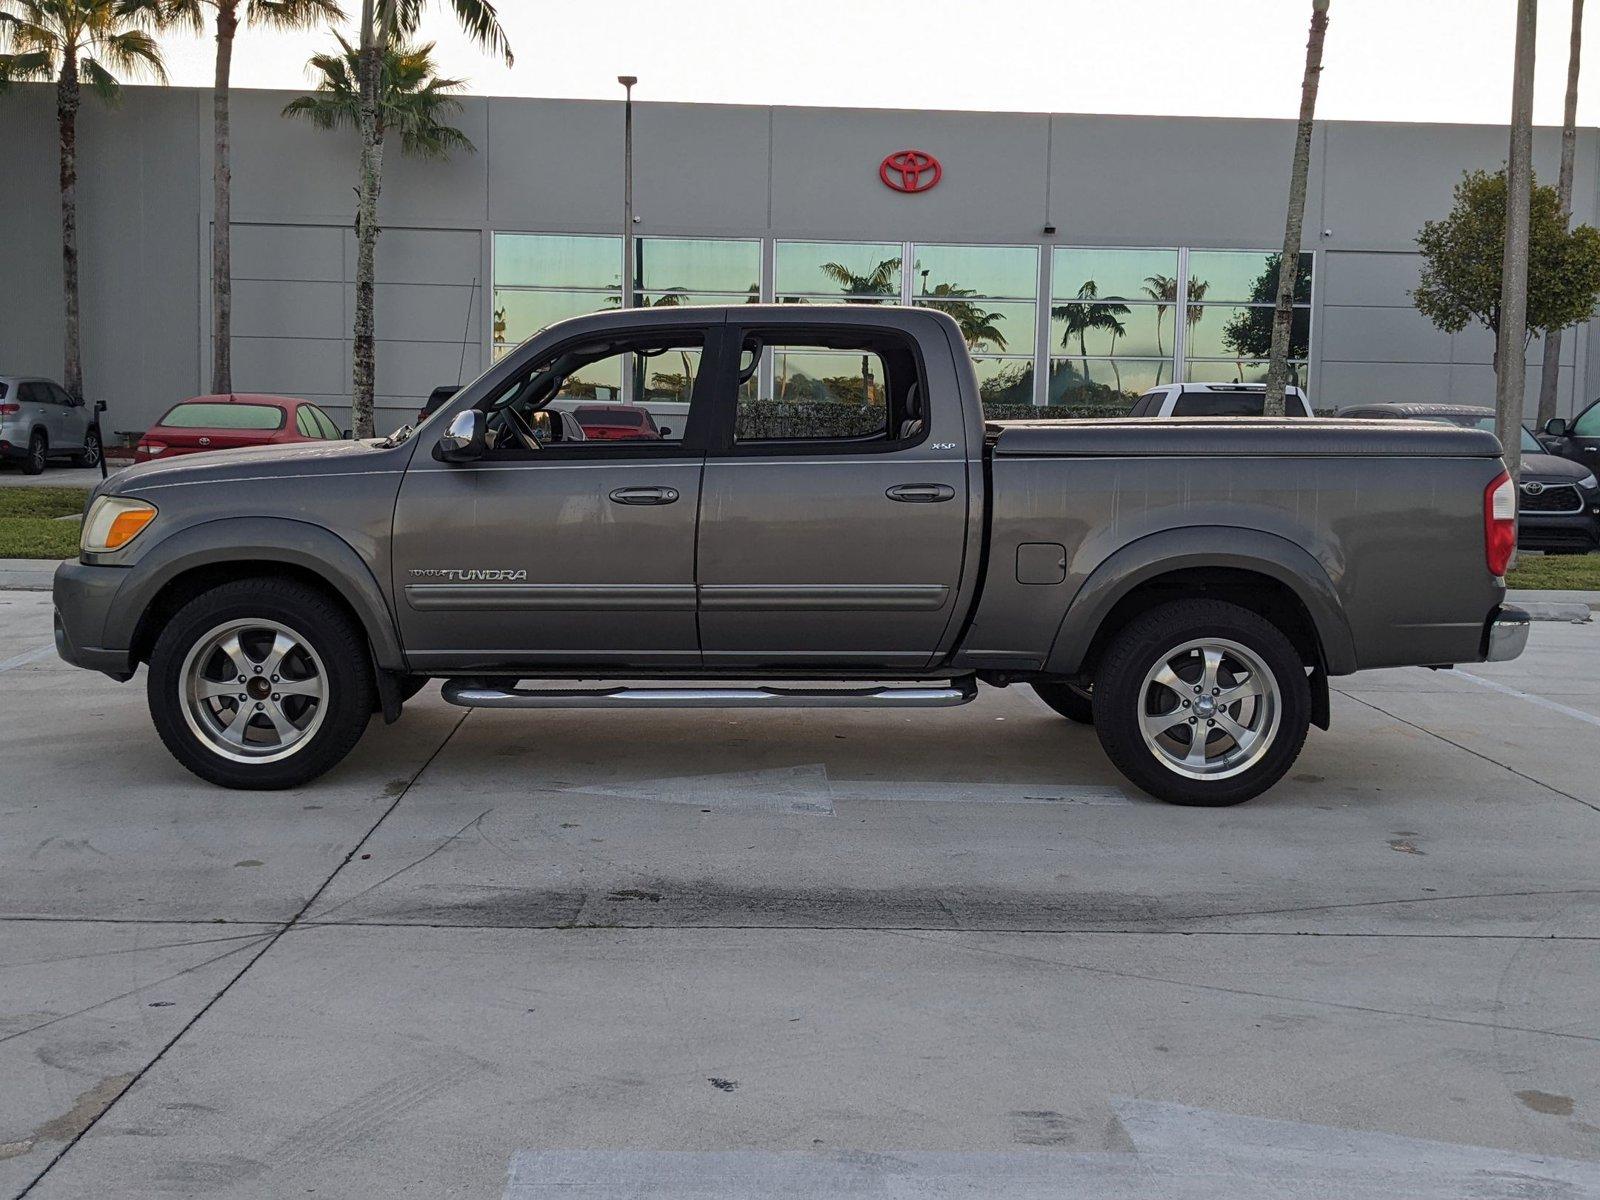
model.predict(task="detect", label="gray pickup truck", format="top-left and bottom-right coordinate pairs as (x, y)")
top-left (53, 305), bottom-right (1529, 805)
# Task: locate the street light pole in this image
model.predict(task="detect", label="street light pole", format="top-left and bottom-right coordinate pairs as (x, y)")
top-left (619, 75), bottom-right (637, 310)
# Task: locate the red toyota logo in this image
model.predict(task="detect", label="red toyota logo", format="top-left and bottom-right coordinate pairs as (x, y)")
top-left (880, 149), bottom-right (941, 194)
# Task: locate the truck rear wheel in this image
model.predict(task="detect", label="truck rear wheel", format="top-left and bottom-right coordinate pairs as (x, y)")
top-left (1092, 599), bottom-right (1310, 806)
top-left (147, 578), bottom-right (375, 789)
top-left (1031, 680), bottom-right (1094, 724)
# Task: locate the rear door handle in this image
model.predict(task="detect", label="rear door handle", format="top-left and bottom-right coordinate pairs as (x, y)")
top-left (609, 486), bottom-right (680, 505)
top-left (886, 483), bottom-right (956, 503)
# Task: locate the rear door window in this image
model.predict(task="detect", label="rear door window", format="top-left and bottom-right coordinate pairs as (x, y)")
top-left (308, 406), bottom-right (342, 438)
top-left (160, 402), bottom-right (286, 430)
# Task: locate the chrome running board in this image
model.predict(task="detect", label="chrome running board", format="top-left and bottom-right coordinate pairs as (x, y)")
top-left (441, 677), bottom-right (979, 710)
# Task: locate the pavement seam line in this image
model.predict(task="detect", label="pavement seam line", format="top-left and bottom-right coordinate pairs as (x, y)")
top-left (0, 644), bottom-right (55, 672)
top-left (1333, 687), bottom-right (1600, 815)
top-left (1448, 667), bottom-right (1600, 729)
top-left (13, 707), bottom-right (472, 1200)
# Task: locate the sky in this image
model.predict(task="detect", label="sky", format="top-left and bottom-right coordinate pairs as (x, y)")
top-left (151, 0), bottom-right (1592, 128)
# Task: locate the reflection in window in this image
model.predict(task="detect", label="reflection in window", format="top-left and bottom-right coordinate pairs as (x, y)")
top-left (911, 243), bottom-right (1038, 402)
top-left (493, 232), bottom-right (622, 358)
top-left (1048, 358), bottom-right (1174, 408)
top-left (1051, 248), bottom-right (1179, 408)
top-left (634, 238), bottom-right (760, 302)
top-left (1184, 252), bottom-right (1312, 384)
top-left (776, 241), bottom-right (902, 300)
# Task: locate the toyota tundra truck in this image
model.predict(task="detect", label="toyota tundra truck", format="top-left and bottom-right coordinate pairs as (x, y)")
top-left (52, 305), bottom-right (1530, 805)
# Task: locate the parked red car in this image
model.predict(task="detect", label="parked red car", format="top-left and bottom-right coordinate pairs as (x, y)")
top-left (569, 403), bottom-right (665, 441)
top-left (135, 395), bottom-right (344, 462)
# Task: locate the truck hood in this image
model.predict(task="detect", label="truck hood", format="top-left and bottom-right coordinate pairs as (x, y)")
top-left (103, 437), bottom-right (403, 495)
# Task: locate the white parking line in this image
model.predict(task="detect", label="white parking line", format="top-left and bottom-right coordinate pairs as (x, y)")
top-left (0, 643), bottom-right (55, 672)
top-left (1449, 669), bottom-right (1600, 730)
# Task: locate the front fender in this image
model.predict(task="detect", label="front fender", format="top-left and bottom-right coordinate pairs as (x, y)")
top-left (103, 516), bottom-right (406, 670)
top-left (1043, 525), bottom-right (1357, 676)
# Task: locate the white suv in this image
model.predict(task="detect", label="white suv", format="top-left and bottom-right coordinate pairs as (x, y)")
top-left (1130, 383), bottom-right (1313, 418)
top-left (0, 375), bottom-right (100, 474)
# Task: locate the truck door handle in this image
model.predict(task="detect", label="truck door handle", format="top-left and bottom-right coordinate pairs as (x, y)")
top-left (608, 486), bottom-right (679, 505)
top-left (886, 483), bottom-right (956, 503)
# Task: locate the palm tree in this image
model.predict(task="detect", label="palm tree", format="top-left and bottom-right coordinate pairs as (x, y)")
top-left (925, 282), bottom-right (1008, 352)
top-left (1141, 273), bottom-right (1177, 357)
top-left (1264, 0), bottom-right (1330, 416)
top-left (1185, 275), bottom-right (1211, 349)
top-left (1538, 0), bottom-right (1584, 429)
top-left (1497, 0), bottom-right (1536, 481)
top-left (819, 257), bottom-right (900, 301)
top-left (166, 0), bottom-right (343, 395)
top-left (344, 0), bottom-right (511, 436)
top-left (1052, 280), bottom-right (1130, 380)
top-left (0, 0), bottom-right (167, 399)
top-left (285, 33), bottom-right (475, 433)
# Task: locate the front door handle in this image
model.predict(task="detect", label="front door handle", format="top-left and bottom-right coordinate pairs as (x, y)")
top-left (609, 486), bottom-right (680, 505)
top-left (886, 483), bottom-right (956, 503)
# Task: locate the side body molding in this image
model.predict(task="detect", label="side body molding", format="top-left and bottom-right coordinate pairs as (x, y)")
top-left (1044, 526), bottom-right (1357, 677)
top-left (105, 516), bottom-right (407, 670)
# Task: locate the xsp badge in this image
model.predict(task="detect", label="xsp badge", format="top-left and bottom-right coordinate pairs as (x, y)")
top-left (410, 568), bottom-right (528, 582)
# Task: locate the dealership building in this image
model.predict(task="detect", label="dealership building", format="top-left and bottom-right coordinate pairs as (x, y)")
top-left (2, 86), bottom-right (1599, 435)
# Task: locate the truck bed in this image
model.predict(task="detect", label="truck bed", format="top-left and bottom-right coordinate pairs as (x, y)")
top-left (986, 417), bottom-right (1500, 459)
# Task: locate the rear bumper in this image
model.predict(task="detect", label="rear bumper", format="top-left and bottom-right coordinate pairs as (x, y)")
top-left (53, 559), bottom-right (135, 679)
top-left (1518, 510), bottom-right (1600, 552)
top-left (1484, 604), bottom-right (1531, 662)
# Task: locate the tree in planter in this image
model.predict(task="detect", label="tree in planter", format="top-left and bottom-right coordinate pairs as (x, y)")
top-left (340, 0), bottom-right (509, 436)
top-left (1263, 0), bottom-right (1329, 416)
top-left (1413, 169), bottom-right (1600, 435)
top-left (0, 0), bottom-right (167, 400)
top-left (1538, 0), bottom-right (1585, 428)
top-left (166, 0), bottom-right (343, 395)
top-left (283, 32), bottom-right (475, 433)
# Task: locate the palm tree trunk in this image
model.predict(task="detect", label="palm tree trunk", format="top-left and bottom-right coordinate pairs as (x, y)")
top-left (1154, 307), bottom-right (1165, 358)
top-left (211, 0), bottom-right (238, 395)
top-left (1497, 0), bottom-right (1538, 484)
top-left (1538, 0), bottom-right (1583, 428)
top-left (1265, 0), bottom-right (1329, 417)
top-left (351, 0), bottom-right (387, 437)
top-left (57, 58), bottom-right (83, 399)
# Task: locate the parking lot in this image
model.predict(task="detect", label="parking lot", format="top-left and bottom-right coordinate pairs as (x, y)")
top-left (2, 584), bottom-right (1599, 1197)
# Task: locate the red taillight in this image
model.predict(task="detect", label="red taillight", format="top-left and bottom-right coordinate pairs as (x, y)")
top-left (0, 403), bottom-right (19, 416)
top-left (1484, 470), bottom-right (1516, 577)
top-left (137, 440), bottom-right (167, 458)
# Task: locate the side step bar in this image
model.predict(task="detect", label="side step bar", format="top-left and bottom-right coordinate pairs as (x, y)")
top-left (441, 677), bottom-right (979, 710)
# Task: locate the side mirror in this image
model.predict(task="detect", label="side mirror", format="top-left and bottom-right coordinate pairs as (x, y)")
top-left (93, 400), bottom-right (107, 414)
top-left (658, 425), bottom-right (673, 438)
top-left (342, 428), bottom-right (352, 439)
top-left (1544, 417), bottom-right (1569, 438)
top-left (437, 409), bottom-right (485, 462)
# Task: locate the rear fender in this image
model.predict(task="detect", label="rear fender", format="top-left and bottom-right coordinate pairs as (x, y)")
top-left (1044, 526), bottom-right (1357, 677)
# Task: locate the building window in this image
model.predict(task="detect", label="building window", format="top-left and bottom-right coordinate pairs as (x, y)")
top-left (492, 232), bottom-right (622, 358)
top-left (634, 236), bottom-right (761, 309)
top-left (911, 242), bottom-right (1038, 407)
top-left (1049, 247), bottom-right (1179, 409)
top-left (775, 240), bottom-right (903, 302)
top-left (1182, 250), bottom-right (1312, 386)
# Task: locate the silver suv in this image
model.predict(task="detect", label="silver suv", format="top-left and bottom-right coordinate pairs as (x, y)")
top-left (0, 375), bottom-right (101, 474)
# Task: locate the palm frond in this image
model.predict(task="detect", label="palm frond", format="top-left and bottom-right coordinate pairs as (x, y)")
top-left (248, 0), bottom-right (343, 30)
top-left (92, 26), bottom-right (167, 80)
top-left (79, 53), bottom-right (121, 97)
top-left (156, 0), bottom-right (208, 35)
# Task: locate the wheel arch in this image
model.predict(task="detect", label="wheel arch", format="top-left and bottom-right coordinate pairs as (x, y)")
top-left (1045, 527), bottom-right (1357, 683)
top-left (115, 517), bottom-right (406, 672)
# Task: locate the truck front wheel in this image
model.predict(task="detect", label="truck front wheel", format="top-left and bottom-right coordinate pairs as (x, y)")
top-left (147, 578), bottom-right (375, 789)
top-left (1092, 599), bottom-right (1310, 806)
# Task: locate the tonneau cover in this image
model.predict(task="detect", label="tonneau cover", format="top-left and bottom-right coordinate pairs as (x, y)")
top-left (987, 417), bottom-right (1501, 458)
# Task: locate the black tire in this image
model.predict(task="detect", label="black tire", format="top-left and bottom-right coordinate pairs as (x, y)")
top-left (1092, 599), bottom-right (1310, 806)
top-left (75, 426), bottom-right (101, 468)
top-left (147, 578), bottom-right (375, 789)
top-left (22, 431), bottom-right (46, 475)
top-left (1031, 680), bottom-right (1095, 724)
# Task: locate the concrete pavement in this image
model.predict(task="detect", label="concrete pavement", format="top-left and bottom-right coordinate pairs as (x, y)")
top-left (2, 587), bottom-right (1598, 1198)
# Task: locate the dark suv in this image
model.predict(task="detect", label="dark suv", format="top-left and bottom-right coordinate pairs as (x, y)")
top-left (1342, 403), bottom-right (1600, 554)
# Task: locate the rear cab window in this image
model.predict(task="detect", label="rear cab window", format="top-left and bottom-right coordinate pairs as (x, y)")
top-left (160, 403), bottom-right (285, 430)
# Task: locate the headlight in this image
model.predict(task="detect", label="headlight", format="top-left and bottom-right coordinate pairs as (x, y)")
top-left (1579, 472), bottom-right (1599, 490)
top-left (81, 496), bottom-right (158, 553)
